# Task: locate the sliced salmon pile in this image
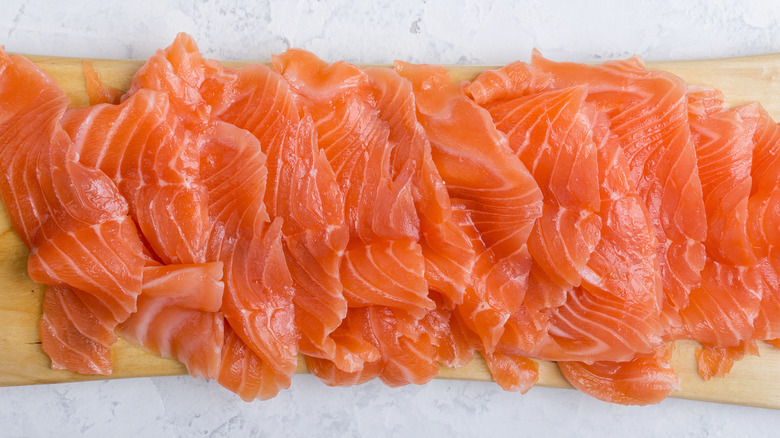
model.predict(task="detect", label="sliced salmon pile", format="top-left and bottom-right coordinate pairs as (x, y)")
top-left (2, 34), bottom-right (780, 406)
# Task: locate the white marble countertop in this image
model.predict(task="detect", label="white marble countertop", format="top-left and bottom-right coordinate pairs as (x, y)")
top-left (2, 1), bottom-right (780, 436)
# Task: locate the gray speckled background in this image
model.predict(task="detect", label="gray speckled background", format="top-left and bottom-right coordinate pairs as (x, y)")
top-left (2, 1), bottom-right (780, 436)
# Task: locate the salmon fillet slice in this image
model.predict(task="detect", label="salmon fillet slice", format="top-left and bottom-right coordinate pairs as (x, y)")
top-left (61, 81), bottom-right (227, 379)
top-left (467, 63), bottom-right (665, 401)
top-left (743, 104), bottom-right (780, 351)
top-left (118, 262), bottom-right (225, 380)
top-left (62, 88), bottom-right (210, 266)
top-left (199, 59), bottom-right (351, 367)
top-left (201, 121), bottom-right (298, 395)
top-left (531, 52), bottom-right (707, 329)
top-left (274, 50), bottom-right (440, 384)
top-left (396, 62), bottom-right (544, 353)
top-left (676, 106), bottom-right (763, 355)
top-left (0, 50), bottom-right (146, 374)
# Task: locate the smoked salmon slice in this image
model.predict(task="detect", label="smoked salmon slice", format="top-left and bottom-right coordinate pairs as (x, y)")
top-left (274, 50), bottom-right (441, 385)
top-left (0, 49), bottom-right (146, 374)
top-left (218, 323), bottom-right (295, 401)
top-left (478, 85), bottom-right (602, 307)
top-left (305, 305), bottom-right (439, 387)
top-left (550, 116), bottom-right (670, 403)
top-left (466, 64), bottom-right (662, 361)
top-left (465, 61), bottom-right (552, 106)
top-left (118, 262), bottom-right (225, 380)
top-left (119, 35), bottom-right (311, 396)
top-left (125, 33), bottom-right (222, 128)
top-left (743, 104), bottom-right (780, 351)
top-left (558, 345), bottom-right (678, 405)
top-left (531, 52), bottom-right (708, 329)
top-left (201, 120), bottom-right (299, 395)
top-left (675, 104), bottom-right (763, 377)
top-left (363, 66), bottom-right (476, 307)
top-left (62, 88), bottom-right (210, 266)
top-left (537, 111), bottom-right (662, 362)
top-left (82, 61), bottom-right (122, 105)
top-left (60, 83), bottom-right (228, 379)
top-left (273, 51), bottom-right (431, 314)
top-left (304, 309), bottom-right (385, 387)
top-left (195, 54), bottom-right (352, 368)
top-left (482, 352), bottom-right (540, 393)
top-left (39, 286), bottom-right (117, 374)
top-left (468, 64), bottom-right (665, 401)
top-left (396, 62), bottom-right (544, 353)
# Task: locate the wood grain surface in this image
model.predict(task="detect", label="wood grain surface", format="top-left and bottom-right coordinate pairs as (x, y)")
top-left (2, 53), bottom-right (780, 409)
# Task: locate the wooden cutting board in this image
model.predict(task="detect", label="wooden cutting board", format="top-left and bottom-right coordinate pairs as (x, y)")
top-left (2, 53), bottom-right (780, 409)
